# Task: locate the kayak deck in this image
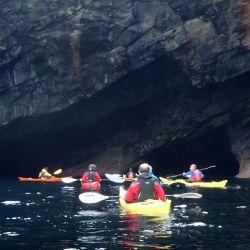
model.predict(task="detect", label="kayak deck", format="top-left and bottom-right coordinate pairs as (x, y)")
top-left (160, 177), bottom-right (228, 188)
top-left (119, 187), bottom-right (171, 217)
top-left (18, 177), bottom-right (63, 182)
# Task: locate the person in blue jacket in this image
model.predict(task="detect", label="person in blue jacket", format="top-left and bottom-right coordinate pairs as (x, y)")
top-left (183, 164), bottom-right (204, 182)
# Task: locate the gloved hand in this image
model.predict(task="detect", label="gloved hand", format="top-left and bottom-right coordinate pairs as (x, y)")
top-left (182, 172), bottom-right (186, 177)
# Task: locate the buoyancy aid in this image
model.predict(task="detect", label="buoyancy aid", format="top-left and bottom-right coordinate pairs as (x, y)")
top-left (87, 171), bottom-right (96, 182)
top-left (137, 177), bottom-right (156, 202)
top-left (39, 171), bottom-right (51, 179)
top-left (192, 170), bottom-right (203, 182)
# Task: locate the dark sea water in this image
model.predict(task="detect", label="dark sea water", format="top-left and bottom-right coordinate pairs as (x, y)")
top-left (0, 178), bottom-right (249, 250)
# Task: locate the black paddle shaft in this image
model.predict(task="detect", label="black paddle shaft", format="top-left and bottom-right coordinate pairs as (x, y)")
top-left (166, 165), bottom-right (216, 179)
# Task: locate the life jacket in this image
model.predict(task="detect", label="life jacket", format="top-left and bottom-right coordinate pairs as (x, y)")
top-left (87, 171), bottom-right (96, 182)
top-left (137, 177), bottom-right (156, 202)
top-left (39, 171), bottom-right (51, 179)
top-left (192, 170), bottom-right (202, 182)
top-left (39, 172), bottom-right (46, 178)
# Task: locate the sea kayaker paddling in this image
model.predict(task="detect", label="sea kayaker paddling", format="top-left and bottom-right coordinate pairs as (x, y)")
top-left (126, 168), bottom-right (136, 179)
top-left (38, 167), bottom-right (54, 179)
top-left (183, 164), bottom-right (204, 182)
top-left (125, 163), bottom-right (165, 203)
top-left (81, 164), bottom-right (101, 184)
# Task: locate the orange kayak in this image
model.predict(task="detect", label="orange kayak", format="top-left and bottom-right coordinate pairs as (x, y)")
top-left (18, 177), bottom-right (64, 182)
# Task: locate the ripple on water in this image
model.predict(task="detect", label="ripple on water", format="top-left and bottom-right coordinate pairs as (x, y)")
top-left (228, 185), bottom-right (242, 190)
top-left (25, 202), bottom-right (36, 206)
top-left (172, 222), bottom-right (208, 228)
top-left (1, 232), bottom-right (20, 237)
top-left (77, 235), bottom-right (107, 243)
top-left (1, 201), bottom-right (21, 205)
top-left (6, 217), bottom-right (32, 222)
top-left (75, 210), bottom-right (108, 217)
top-left (62, 186), bottom-right (76, 190)
top-left (174, 204), bottom-right (187, 208)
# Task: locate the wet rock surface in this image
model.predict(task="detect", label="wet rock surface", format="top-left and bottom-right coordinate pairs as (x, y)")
top-left (0, 0), bottom-right (250, 177)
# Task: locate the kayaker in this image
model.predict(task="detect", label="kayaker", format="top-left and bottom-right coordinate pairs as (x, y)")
top-left (126, 168), bottom-right (136, 179)
top-left (38, 167), bottom-right (53, 179)
top-left (183, 164), bottom-right (204, 182)
top-left (125, 163), bottom-right (165, 203)
top-left (81, 164), bottom-right (101, 184)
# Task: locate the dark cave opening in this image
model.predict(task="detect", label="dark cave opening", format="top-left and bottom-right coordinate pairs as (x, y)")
top-left (0, 56), bottom-right (183, 177)
top-left (0, 55), bottom-right (248, 179)
top-left (143, 129), bottom-right (239, 179)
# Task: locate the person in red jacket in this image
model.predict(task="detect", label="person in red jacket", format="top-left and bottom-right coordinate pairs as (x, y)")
top-left (81, 164), bottom-right (101, 184)
top-left (125, 163), bottom-right (165, 203)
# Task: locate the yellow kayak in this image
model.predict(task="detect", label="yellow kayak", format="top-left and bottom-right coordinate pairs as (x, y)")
top-left (159, 177), bottom-right (228, 188)
top-left (119, 187), bottom-right (171, 217)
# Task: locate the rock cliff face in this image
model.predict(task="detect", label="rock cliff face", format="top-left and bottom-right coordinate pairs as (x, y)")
top-left (0, 0), bottom-right (250, 177)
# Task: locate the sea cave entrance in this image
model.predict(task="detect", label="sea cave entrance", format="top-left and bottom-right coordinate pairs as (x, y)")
top-left (143, 129), bottom-right (239, 179)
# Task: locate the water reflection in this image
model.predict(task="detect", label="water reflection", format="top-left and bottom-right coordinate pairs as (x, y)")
top-left (61, 186), bottom-right (77, 198)
top-left (119, 213), bottom-right (174, 249)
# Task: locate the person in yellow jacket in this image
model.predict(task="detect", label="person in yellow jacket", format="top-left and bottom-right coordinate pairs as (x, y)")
top-left (38, 167), bottom-right (54, 179)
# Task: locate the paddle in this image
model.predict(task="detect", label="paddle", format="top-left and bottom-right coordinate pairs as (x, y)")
top-left (79, 192), bottom-right (109, 204)
top-left (78, 192), bottom-right (202, 203)
top-left (61, 177), bottom-right (80, 183)
top-left (105, 174), bottom-right (125, 184)
top-left (166, 193), bottom-right (202, 199)
top-left (53, 169), bottom-right (62, 175)
top-left (61, 176), bottom-right (120, 184)
top-left (166, 165), bottom-right (216, 179)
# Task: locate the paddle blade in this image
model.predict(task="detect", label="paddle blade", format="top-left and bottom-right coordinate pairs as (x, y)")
top-left (53, 169), bottom-right (62, 175)
top-left (173, 193), bottom-right (202, 199)
top-left (79, 192), bottom-right (109, 204)
top-left (61, 177), bottom-right (78, 183)
top-left (105, 174), bottom-right (125, 184)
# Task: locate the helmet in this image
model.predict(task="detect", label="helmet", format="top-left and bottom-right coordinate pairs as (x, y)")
top-left (88, 164), bottom-right (97, 171)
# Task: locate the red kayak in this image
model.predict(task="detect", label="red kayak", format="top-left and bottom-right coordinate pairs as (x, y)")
top-left (81, 181), bottom-right (100, 191)
top-left (18, 177), bottom-right (64, 182)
